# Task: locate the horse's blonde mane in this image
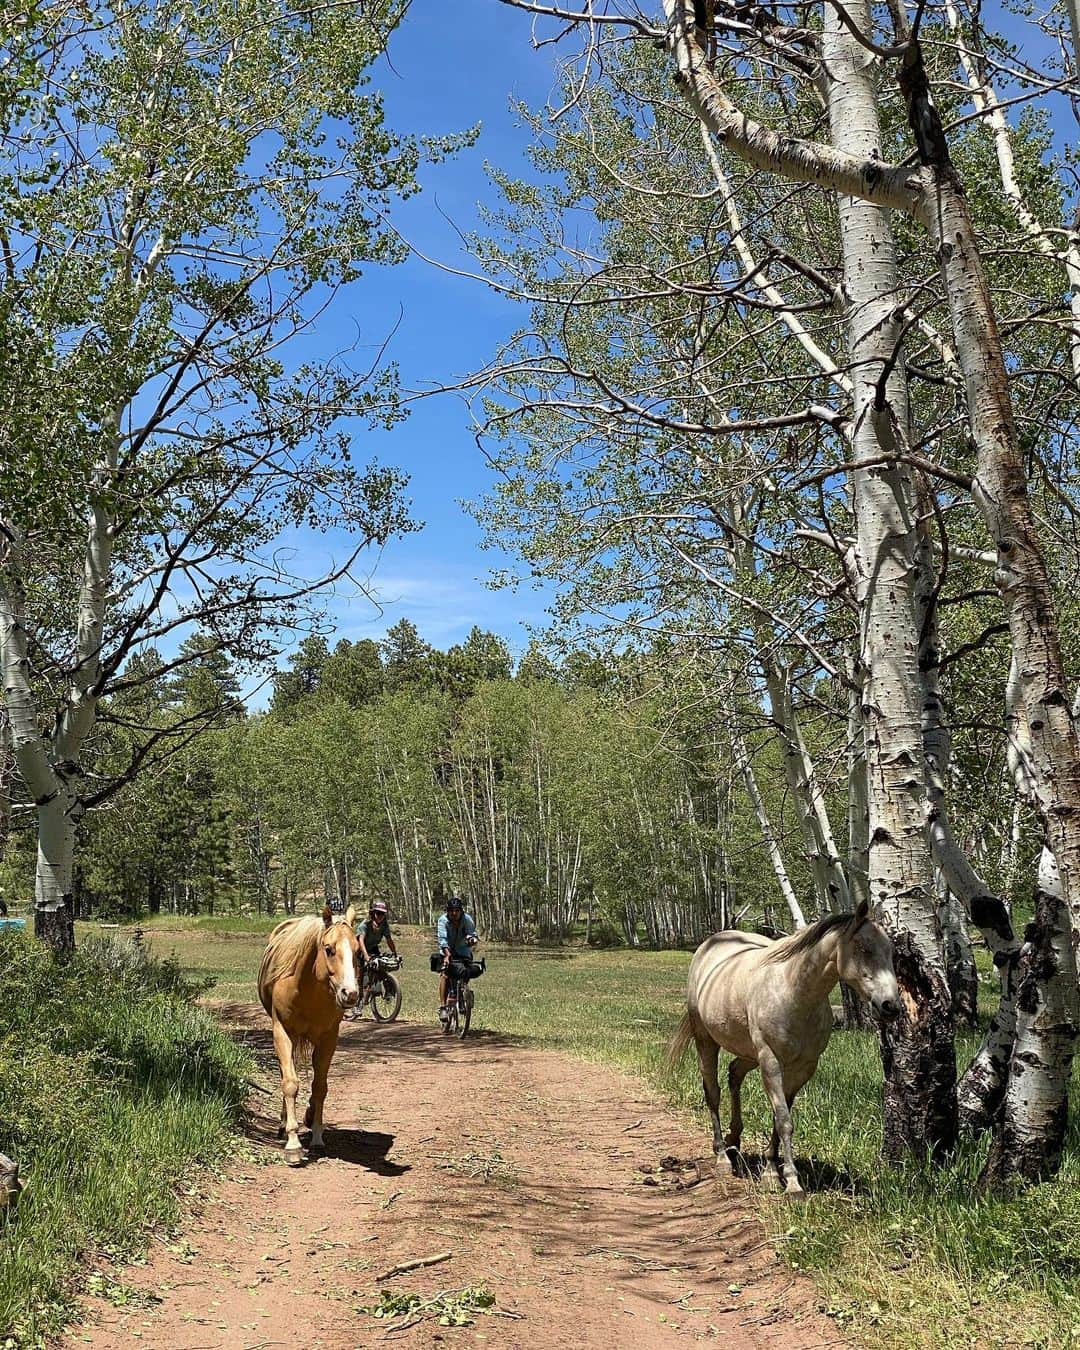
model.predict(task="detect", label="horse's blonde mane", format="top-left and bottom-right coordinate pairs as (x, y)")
top-left (258, 916), bottom-right (322, 1010)
top-left (760, 911), bottom-right (853, 965)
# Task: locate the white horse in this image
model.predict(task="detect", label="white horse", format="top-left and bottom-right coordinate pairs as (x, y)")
top-left (670, 900), bottom-right (900, 1197)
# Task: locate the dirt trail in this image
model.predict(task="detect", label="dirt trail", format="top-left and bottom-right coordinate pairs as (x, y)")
top-left (68, 1008), bottom-right (846, 1349)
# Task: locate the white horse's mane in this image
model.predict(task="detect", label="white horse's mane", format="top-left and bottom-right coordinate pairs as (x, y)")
top-left (760, 911), bottom-right (854, 965)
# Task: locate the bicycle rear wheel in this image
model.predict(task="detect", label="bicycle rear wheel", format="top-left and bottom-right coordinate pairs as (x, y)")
top-left (370, 975), bottom-right (402, 1022)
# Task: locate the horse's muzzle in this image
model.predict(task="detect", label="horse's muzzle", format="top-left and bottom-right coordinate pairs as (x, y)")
top-left (336, 987), bottom-right (359, 1009)
top-left (874, 996), bottom-right (902, 1021)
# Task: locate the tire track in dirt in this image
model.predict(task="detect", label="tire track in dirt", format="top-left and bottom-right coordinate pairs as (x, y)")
top-left (67, 1009), bottom-right (849, 1349)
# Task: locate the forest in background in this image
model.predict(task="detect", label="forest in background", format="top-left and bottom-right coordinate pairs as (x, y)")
top-left (0, 611), bottom-right (1042, 976)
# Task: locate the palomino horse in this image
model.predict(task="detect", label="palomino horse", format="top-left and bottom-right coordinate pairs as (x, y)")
top-left (670, 900), bottom-right (900, 1197)
top-left (258, 904), bottom-right (360, 1165)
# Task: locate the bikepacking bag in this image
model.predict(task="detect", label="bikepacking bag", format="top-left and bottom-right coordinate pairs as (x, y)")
top-left (429, 951), bottom-right (443, 973)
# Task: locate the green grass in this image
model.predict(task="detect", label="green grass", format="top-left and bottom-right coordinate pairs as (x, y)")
top-left (0, 931), bottom-right (253, 1347)
top-left (103, 914), bottom-right (1080, 1349)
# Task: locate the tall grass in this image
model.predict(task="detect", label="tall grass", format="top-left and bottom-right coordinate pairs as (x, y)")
top-left (0, 931), bottom-right (252, 1347)
top-left (120, 915), bottom-right (1080, 1348)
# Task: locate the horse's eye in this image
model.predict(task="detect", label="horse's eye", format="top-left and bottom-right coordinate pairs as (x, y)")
top-left (325, 946), bottom-right (335, 958)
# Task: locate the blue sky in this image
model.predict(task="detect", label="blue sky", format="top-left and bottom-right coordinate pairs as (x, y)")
top-left (298, 1), bottom-right (563, 666)
top-left (271, 0), bottom-right (1069, 688)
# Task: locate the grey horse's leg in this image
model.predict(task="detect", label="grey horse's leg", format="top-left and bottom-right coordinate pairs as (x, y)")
top-left (694, 1035), bottom-right (724, 1159)
top-left (725, 1057), bottom-right (754, 1174)
top-left (758, 1048), bottom-right (804, 1197)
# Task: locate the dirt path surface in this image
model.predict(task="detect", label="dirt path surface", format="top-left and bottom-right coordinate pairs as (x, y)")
top-left (68, 1009), bottom-right (846, 1350)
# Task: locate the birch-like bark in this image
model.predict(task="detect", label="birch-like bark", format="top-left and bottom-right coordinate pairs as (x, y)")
top-left (662, 0), bottom-right (924, 214)
top-left (846, 664), bottom-right (870, 913)
top-left (898, 41), bottom-right (1080, 965)
top-left (0, 542), bottom-right (78, 951)
top-left (937, 881), bottom-right (977, 1029)
top-left (893, 44), bottom-right (1080, 1176)
top-left (823, 0), bottom-right (956, 1159)
top-left (912, 494), bottom-right (1021, 1122)
top-left (983, 848), bottom-right (1079, 1186)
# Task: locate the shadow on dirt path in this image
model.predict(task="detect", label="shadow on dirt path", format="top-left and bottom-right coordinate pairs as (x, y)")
top-left (67, 1008), bottom-right (849, 1349)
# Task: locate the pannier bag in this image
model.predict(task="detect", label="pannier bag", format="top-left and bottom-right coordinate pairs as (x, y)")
top-left (429, 953), bottom-right (486, 978)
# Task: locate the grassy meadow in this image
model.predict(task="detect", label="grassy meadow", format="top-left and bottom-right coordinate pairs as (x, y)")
top-left (59, 916), bottom-right (1080, 1348)
top-left (0, 929), bottom-right (252, 1347)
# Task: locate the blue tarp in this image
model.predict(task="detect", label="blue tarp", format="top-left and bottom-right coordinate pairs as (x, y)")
top-left (0, 918), bottom-right (26, 931)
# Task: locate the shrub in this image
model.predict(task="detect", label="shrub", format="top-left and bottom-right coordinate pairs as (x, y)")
top-left (0, 931), bottom-right (251, 1347)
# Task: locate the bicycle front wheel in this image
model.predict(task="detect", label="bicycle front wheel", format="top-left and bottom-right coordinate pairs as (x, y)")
top-left (458, 986), bottom-right (472, 1039)
top-left (370, 975), bottom-right (402, 1022)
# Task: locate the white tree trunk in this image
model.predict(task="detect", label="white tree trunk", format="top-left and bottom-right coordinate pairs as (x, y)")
top-left (731, 722), bottom-right (806, 929)
top-left (0, 545), bottom-right (78, 951)
top-left (823, 0), bottom-right (956, 1159)
top-left (984, 849), bottom-right (1079, 1185)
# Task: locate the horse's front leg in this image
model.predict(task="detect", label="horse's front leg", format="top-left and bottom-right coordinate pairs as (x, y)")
top-left (306, 1026), bottom-right (340, 1153)
top-left (271, 1017), bottom-right (304, 1166)
top-left (758, 1048), bottom-right (804, 1198)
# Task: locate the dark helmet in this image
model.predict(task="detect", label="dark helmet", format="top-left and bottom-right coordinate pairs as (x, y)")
top-left (370, 900), bottom-right (388, 916)
top-left (446, 894), bottom-right (464, 912)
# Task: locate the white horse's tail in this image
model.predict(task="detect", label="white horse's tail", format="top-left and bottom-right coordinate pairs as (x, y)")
top-left (667, 1008), bottom-right (696, 1067)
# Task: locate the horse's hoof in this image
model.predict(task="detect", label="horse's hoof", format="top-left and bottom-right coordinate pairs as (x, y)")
top-left (284, 1147), bottom-right (304, 1167)
top-left (784, 1186), bottom-right (807, 1201)
top-left (759, 1168), bottom-right (782, 1192)
top-left (308, 1140), bottom-right (325, 1156)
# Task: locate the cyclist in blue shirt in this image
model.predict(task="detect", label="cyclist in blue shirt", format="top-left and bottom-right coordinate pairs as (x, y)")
top-left (437, 894), bottom-right (478, 1024)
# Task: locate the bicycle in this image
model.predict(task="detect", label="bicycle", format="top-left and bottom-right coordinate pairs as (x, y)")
top-left (344, 953), bottom-right (403, 1022)
top-left (442, 955), bottom-right (485, 1039)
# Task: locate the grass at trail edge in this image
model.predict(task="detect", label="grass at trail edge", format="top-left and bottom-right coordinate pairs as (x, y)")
top-left (0, 931), bottom-right (252, 1347)
top-left (54, 916), bottom-right (1080, 1349)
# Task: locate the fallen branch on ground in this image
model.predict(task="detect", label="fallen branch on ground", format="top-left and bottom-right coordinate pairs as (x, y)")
top-left (374, 1251), bottom-right (451, 1281)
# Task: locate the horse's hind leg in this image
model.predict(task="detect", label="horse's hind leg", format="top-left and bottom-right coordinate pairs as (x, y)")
top-left (694, 1036), bottom-right (724, 1163)
top-left (271, 1017), bottom-right (304, 1166)
top-left (726, 1057), bottom-right (754, 1176)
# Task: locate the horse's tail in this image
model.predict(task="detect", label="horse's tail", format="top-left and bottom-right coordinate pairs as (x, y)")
top-left (666, 1008), bottom-right (696, 1068)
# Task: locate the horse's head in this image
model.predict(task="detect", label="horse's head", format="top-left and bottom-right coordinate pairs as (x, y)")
top-left (836, 900), bottom-right (901, 1021)
top-left (318, 904), bottom-right (360, 1010)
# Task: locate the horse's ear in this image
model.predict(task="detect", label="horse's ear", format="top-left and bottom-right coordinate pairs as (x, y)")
top-left (321, 903), bottom-right (333, 928)
top-left (344, 904), bottom-right (357, 929)
top-left (853, 898), bottom-right (870, 928)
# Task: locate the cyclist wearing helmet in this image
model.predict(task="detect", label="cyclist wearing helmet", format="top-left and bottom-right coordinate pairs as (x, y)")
top-left (342, 900), bottom-right (399, 1023)
top-left (437, 894), bottom-right (478, 1024)
top-left (358, 900), bottom-right (398, 968)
